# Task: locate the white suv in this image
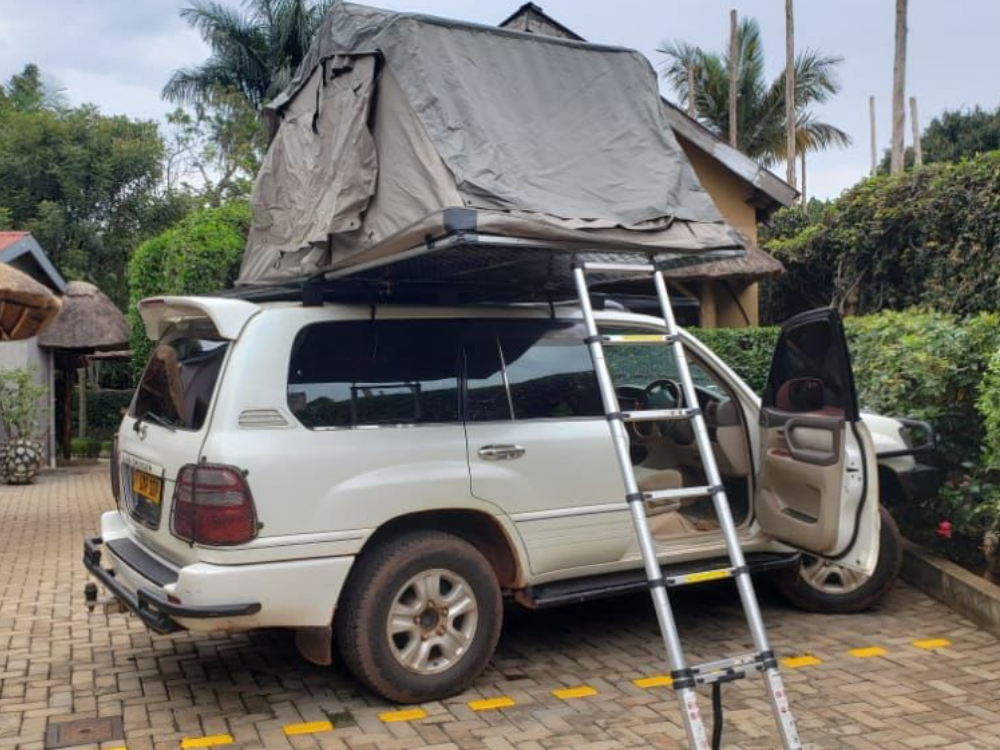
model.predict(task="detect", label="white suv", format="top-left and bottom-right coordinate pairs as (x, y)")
top-left (84, 295), bottom-right (931, 703)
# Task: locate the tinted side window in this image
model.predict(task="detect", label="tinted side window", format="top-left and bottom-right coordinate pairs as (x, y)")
top-left (499, 321), bottom-right (602, 420)
top-left (287, 320), bottom-right (460, 428)
top-left (764, 317), bottom-right (855, 418)
top-left (465, 336), bottom-right (512, 421)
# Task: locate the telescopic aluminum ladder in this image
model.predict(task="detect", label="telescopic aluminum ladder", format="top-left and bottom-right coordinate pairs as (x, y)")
top-left (572, 260), bottom-right (802, 750)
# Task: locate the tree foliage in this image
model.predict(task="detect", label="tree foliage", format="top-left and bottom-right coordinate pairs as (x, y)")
top-left (658, 17), bottom-right (850, 166)
top-left (880, 105), bottom-right (1000, 172)
top-left (0, 65), bottom-right (183, 305)
top-left (128, 201), bottom-right (252, 372)
top-left (163, 0), bottom-right (334, 113)
top-left (761, 152), bottom-right (1000, 322)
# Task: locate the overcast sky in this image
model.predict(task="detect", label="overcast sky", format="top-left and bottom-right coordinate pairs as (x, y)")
top-left (1, 0), bottom-right (998, 200)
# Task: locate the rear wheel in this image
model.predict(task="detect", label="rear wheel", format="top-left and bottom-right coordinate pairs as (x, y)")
top-left (776, 506), bottom-right (902, 614)
top-left (335, 531), bottom-right (502, 703)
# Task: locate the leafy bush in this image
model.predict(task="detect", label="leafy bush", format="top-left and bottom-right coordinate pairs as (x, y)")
top-left (70, 437), bottom-right (102, 459)
top-left (978, 348), bottom-right (1000, 471)
top-left (128, 201), bottom-right (251, 373)
top-left (0, 367), bottom-right (48, 440)
top-left (71, 388), bottom-right (133, 440)
top-left (762, 152), bottom-right (1000, 322)
top-left (690, 326), bottom-right (780, 393)
top-left (845, 311), bottom-right (1000, 467)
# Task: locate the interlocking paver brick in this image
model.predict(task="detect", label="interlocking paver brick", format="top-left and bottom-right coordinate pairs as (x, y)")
top-left (3, 464), bottom-right (1000, 749)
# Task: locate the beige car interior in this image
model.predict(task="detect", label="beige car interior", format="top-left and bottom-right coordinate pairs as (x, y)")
top-left (614, 357), bottom-right (753, 541)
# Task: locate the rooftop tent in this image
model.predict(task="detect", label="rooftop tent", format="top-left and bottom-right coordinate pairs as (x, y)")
top-left (239, 2), bottom-right (745, 290)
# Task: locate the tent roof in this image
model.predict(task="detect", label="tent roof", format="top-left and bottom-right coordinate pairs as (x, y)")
top-left (38, 280), bottom-right (128, 351)
top-left (241, 3), bottom-right (746, 287)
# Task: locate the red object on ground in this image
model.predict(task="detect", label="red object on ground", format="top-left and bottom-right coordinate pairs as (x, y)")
top-left (936, 521), bottom-right (953, 540)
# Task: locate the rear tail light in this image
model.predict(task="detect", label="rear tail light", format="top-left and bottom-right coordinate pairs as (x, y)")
top-left (110, 435), bottom-right (121, 506)
top-left (171, 464), bottom-right (258, 545)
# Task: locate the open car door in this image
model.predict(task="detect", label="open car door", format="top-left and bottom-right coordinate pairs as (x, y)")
top-left (755, 309), bottom-right (880, 573)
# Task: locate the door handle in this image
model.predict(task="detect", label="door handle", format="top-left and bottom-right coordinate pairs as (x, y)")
top-left (478, 444), bottom-right (526, 461)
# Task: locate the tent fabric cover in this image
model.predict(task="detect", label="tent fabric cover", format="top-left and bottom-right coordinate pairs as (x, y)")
top-left (240, 2), bottom-right (743, 285)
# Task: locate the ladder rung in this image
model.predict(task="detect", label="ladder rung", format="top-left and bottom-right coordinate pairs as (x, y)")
top-left (579, 261), bottom-right (656, 274)
top-left (692, 653), bottom-right (760, 676)
top-left (594, 334), bottom-right (675, 346)
top-left (643, 485), bottom-right (717, 504)
top-left (620, 408), bottom-right (696, 422)
top-left (665, 566), bottom-right (738, 587)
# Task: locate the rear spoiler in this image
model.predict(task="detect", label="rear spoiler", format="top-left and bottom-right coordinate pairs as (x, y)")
top-left (138, 296), bottom-right (260, 340)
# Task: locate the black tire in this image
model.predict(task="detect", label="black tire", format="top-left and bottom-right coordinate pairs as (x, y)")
top-left (335, 530), bottom-right (502, 703)
top-left (776, 506), bottom-right (903, 614)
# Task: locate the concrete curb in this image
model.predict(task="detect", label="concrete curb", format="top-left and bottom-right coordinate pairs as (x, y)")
top-left (901, 540), bottom-right (1000, 639)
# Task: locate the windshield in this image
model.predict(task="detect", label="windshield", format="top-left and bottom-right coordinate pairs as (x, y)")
top-left (130, 320), bottom-right (229, 431)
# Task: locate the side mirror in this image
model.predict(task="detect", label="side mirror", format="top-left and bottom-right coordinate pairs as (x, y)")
top-left (775, 377), bottom-right (825, 413)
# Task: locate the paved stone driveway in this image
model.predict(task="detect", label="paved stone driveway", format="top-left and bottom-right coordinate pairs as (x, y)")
top-left (3, 465), bottom-right (1000, 750)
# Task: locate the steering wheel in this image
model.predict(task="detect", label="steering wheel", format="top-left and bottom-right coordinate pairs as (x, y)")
top-left (644, 379), bottom-right (683, 409)
top-left (631, 379), bottom-right (683, 440)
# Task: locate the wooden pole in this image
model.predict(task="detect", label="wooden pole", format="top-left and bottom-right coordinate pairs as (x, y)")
top-left (910, 96), bottom-right (923, 166)
top-left (785, 0), bottom-right (797, 188)
top-left (728, 9), bottom-right (738, 147)
top-left (77, 367), bottom-right (87, 439)
top-left (800, 152), bottom-right (807, 205)
top-left (686, 63), bottom-right (697, 117)
top-left (891, 0), bottom-right (908, 174)
top-left (870, 95), bottom-right (878, 175)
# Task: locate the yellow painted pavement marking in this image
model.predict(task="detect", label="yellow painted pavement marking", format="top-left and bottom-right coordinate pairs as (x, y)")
top-left (283, 720), bottom-right (334, 736)
top-left (618, 335), bottom-right (666, 342)
top-left (468, 696), bottom-right (516, 711)
top-left (379, 708), bottom-right (428, 723)
top-left (782, 655), bottom-right (822, 669)
top-left (913, 638), bottom-right (952, 650)
top-left (552, 685), bottom-right (598, 700)
top-left (849, 646), bottom-right (888, 658)
top-left (180, 736), bottom-right (234, 749)
top-left (634, 675), bottom-right (673, 689)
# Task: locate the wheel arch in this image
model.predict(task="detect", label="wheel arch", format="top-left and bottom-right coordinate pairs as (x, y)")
top-left (357, 509), bottom-right (524, 590)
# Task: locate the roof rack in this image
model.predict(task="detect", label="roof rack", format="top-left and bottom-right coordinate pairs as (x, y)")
top-left (222, 232), bottom-right (740, 306)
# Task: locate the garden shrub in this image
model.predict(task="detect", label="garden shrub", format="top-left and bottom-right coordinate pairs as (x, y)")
top-left (128, 200), bottom-right (251, 374)
top-left (690, 326), bottom-right (780, 393)
top-left (761, 152), bottom-right (1000, 322)
top-left (71, 388), bottom-right (133, 440)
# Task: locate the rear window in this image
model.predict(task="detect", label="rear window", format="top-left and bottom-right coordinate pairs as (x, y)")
top-left (287, 320), bottom-right (461, 429)
top-left (130, 320), bottom-right (229, 431)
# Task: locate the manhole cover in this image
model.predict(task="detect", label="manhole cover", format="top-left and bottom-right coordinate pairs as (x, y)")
top-left (45, 717), bottom-right (124, 749)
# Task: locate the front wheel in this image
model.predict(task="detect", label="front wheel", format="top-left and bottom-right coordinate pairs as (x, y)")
top-left (776, 506), bottom-right (903, 614)
top-left (335, 531), bottom-right (502, 703)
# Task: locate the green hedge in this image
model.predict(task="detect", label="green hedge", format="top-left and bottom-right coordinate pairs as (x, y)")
top-left (690, 327), bottom-right (779, 394)
top-left (761, 152), bottom-right (1000, 321)
top-left (71, 388), bottom-right (133, 440)
top-left (128, 201), bottom-right (251, 375)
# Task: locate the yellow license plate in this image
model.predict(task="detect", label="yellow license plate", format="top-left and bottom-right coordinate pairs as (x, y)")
top-left (132, 470), bottom-right (162, 504)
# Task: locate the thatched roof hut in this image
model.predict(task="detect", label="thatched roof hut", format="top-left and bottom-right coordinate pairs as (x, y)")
top-left (38, 281), bottom-right (129, 459)
top-left (38, 281), bottom-right (128, 351)
top-left (665, 243), bottom-right (784, 283)
top-left (0, 262), bottom-right (62, 341)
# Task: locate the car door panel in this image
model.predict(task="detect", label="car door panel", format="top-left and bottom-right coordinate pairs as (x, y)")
top-left (463, 320), bottom-right (632, 576)
top-left (755, 309), bottom-right (878, 572)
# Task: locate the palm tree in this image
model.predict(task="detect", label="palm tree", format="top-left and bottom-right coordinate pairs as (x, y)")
top-left (658, 17), bottom-right (851, 167)
top-left (163, 0), bottom-right (334, 113)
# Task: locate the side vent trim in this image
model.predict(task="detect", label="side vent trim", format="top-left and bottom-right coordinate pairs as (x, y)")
top-left (238, 409), bottom-right (291, 429)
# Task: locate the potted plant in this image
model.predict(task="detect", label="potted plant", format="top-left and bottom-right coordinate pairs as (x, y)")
top-left (0, 367), bottom-right (48, 484)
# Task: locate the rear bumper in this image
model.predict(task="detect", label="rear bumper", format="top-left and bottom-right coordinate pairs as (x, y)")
top-left (83, 511), bottom-right (356, 633)
top-left (84, 536), bottom-right (261, 634)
